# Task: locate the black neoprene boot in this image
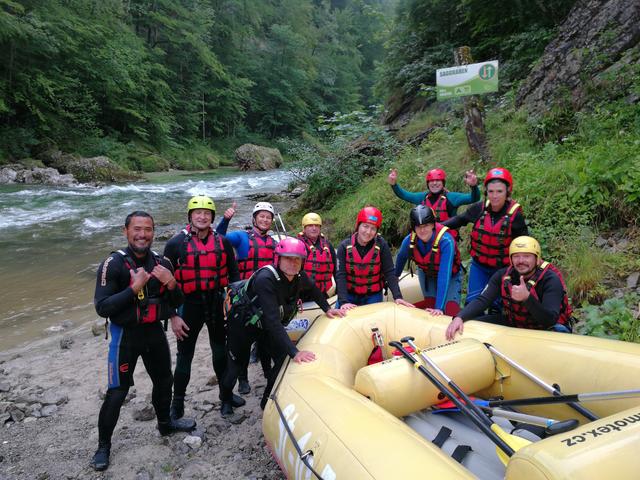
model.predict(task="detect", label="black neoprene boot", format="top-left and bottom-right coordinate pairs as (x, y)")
top-left (238, 378), bottom-right (251, 395)
top-left (157, 417), bottom-right (196, 436)
top-left (170, 396), bottom-right (184, 420)
top-left (221, 401), bottom-right (234, 418)
top-left (232, 394), bottom-right (246, 407)
top-left (91, 441), bottom-right (111, 471)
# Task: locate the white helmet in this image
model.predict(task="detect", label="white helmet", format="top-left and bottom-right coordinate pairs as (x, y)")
top-left (252, 202), bottom-right (275, 217)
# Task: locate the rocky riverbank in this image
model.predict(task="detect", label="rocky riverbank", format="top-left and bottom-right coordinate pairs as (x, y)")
top-left (0, 323), bottom-right (283, 480)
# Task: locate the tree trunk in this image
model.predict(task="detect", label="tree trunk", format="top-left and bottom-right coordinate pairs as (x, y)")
top-left (454, 46), bottom-right (491, 163)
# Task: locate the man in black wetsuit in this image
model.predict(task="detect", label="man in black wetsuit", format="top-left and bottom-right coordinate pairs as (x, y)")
top-left (163, 195), bottom-right (245, 420)
top-left (219, 237), bottom-right (345, 417)
top-left (91, 211), bottom-right (195, 471)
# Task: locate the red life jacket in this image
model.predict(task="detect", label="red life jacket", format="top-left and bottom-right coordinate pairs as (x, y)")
top-left (409, 224), bottom-right (461, 277)
top-left (422, 191), bottom-right (459, 240)
top-left (345, 234), bottom-right (383, 295)
top-left (298, 232), bottom-right (334, 294)
top-left (117, 249), bottom-right (165, 324)
top-left (500, 262), bottom-right (573, 330)
top-left (237, 230), bottom-right (277, 280)
top-left (469, 200), bottom-right (521, 268)
top-left (175, 226), bottom-right (229, 294)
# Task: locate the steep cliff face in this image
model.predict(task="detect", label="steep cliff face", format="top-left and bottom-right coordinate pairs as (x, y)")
top-left (516, 0), bottom-right (640, 114)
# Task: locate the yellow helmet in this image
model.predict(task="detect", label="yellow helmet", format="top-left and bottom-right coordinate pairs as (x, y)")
top-left (509, 236), bottom-right (541, 259)
top-left (302, 212), bottom-right (322, 227)
top-left (187, 195), bottom-right (215, 217)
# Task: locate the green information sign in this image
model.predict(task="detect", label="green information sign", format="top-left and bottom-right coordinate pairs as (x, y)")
top-left (436, 60), bottom-right (499, 100)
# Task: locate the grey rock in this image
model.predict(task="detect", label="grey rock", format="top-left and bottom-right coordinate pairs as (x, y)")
top-left (0, 167), bottom-right (18, 184)
top-left (0, 402), bottom-right (11, 413)
top-left (183, 435), bottom-right (202, 449)
top-left (226, 413), bottom-right (247, 425)
top-left (0, 413), bottom-right (10, 424)
top-left (9, 408), bottom-right (25, 422)
top-left (135, 470), bottom-right (152, 480)
top-left (595, 236), bottom-right (608, 247)
top-left (627, 272), bottom-right (640, 289)
top-left (234, 144), bottom-right (283, 171)
top-left (61, 320), bottom-right (73, 329)
top-left (40, 405), bottom-right (58, 417)
top-left (132, 405), bottom-right (156, 422)
top-left (28, 403), bottom-right (43, 418)
top-left (0, 382), bottom-right (10, 393)
top-left (59, 336), bottom-right (74, 350)
top-left (615, 239), bottom-right (629, 251)
top-left (39, 392), bottom-right (68, 406)
top-left (91, 320), bottom-right (104, 337)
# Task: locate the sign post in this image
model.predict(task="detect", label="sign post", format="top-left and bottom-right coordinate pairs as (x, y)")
top-left (436, 61), bottom-right (499, 101)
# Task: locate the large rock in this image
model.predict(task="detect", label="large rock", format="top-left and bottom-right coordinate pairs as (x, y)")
top-left (516, 0), bottom-right (640, 114)
top-left (234, 144), bottom-right (283, 171)
top-left (0, 164), bottom-right (76, 186)
top-left (47, 154), bottom-right (137, 183)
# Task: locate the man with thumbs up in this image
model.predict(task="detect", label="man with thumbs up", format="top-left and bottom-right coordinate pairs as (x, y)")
top-left (445, 236), bottom-right (573, 340)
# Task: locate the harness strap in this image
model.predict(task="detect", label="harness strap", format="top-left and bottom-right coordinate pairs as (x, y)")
top-left (431, 426), bottom-right (452, 448)
top-left (451, 445), bottom-right (473, 464)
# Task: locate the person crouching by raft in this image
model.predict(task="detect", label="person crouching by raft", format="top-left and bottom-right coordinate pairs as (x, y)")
top-left (297, 212), bottom-right (336, 298)
top-left (445, 236), bottom-right (574, 340)
top-left (395, 205), bottom-right (462, 316)
top-left (335, 206), bottom-right (415, 310)
top-left (163, 195), bottom-right (246, 422)
top-left (224, 201), bottom-right (278, 395)
top-left (387, 167), bottom-right (480, 240)
top-left (443, 167), bottom-right (528, 306)
top-left (219, 237), bottom-right (344, 416)
top-left (91, 211), bottom-right (196, 471)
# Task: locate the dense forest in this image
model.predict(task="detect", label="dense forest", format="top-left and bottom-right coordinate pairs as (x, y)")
top-left (0, 0), bottom-right (394, 165)
top-left (1, 0), bottom-right (577, 165)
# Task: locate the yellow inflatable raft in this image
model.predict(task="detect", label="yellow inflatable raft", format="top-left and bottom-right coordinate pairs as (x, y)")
top-left (264, 302), bottom-right (640, 480)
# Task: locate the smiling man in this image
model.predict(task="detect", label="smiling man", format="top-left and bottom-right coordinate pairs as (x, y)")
top-left (92, 211), bottom-right (195, 471)
top-left (445, 236), bottom-right (574, 340)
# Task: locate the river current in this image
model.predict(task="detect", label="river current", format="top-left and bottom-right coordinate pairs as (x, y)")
top-left (0, 168), bottom-right (292, 351)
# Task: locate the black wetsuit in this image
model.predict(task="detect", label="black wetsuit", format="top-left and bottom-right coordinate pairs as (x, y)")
top-left (220, 267), bottom-right (331, 409)
top-left (457, 266), bottom-right (564, 329)
top-left (163, 230), bottom-right (239, 399)
top-left (94, 247), bottom-right (183, 445)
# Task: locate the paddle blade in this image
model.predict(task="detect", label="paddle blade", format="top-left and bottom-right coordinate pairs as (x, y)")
top-left (491, 424), bottom-right (531, 464)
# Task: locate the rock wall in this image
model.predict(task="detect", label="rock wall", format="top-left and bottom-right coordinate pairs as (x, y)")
top-left (516, 0), bottom-right (640, 114)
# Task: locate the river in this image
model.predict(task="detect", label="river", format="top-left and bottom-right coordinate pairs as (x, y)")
top-left (0, 168), bottom-right (293, 351)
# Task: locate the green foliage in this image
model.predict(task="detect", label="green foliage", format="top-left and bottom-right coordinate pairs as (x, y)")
top-left (281, 106), bottom-right (400, 210)
top-left (578, 294), bottom-right (640, 342)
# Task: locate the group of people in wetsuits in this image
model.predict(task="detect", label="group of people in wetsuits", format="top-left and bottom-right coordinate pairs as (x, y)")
top-left (91, 165), bottom-right (573, 471)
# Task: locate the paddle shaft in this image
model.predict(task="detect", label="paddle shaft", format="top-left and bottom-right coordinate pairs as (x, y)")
top-left (486, 389), bottom-right (640, 409)
top-left (405, 339), bottom-right (507, 431)
top-left (485, 344), bottom-right (599, 421)
top-left (389, 341), bottom-right (515, 457)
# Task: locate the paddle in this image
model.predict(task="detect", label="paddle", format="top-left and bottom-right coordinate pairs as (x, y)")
top-left (400, 337), bottom-right (533, 462)
top-left (478, 388), bottom-right (640, 409)
top-left (485, 343), bottom-right (599, 421)
top-left (388, 340), bottom-right (519, 462)
top-left (432, 399), bottom-right (579, 435)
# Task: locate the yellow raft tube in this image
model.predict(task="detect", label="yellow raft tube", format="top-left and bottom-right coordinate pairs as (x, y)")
top-left (264, 302), bottom-right (640, 479)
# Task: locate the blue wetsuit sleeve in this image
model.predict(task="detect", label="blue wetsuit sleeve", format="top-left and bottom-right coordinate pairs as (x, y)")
top-left (394, 234), bottom-right (412, 277)
top-left (225, 231), bottom-right (251, 259)
top-left (435, 234), bottom-right (455, 311)
top-left (391, 184), bottom-right (426, 205)
top-left (215, 217), bottom-right (229, 235)
top-left (446, 185), bottom-right (481, 207)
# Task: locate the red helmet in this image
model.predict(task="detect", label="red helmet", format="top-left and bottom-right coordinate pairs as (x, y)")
top-left (426, 168), bottom-right (446, 183)
top-left (274, 236), bottom-right (308, 267)
top-left (484, 167), bottom-right (513, 193)
top-left (356, 206), bottom-right (382, 230)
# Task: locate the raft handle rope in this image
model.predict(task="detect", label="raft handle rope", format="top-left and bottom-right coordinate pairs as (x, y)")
top-left (485, 343), bottom-right (599, 421)
top-left (268, 309), bottom-right (327, 480)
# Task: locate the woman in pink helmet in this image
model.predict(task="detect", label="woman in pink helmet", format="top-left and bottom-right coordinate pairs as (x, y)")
top-left (219, 237), bottom-right (344, 416)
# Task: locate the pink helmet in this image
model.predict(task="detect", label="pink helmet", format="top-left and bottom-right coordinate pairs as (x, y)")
top-left (274, 236), bottom-right (308, 266)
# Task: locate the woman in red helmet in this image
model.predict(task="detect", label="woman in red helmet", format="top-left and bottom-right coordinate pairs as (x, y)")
top-left (387, 167), bottom-right (480, 228)
top-left (443, 167), bottom-right (528, 306)
top-left (335, 206), bottom-right (415, 310)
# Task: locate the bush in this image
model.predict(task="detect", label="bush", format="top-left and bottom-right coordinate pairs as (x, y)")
top-left (578, 294), bottom-right (640, 342)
